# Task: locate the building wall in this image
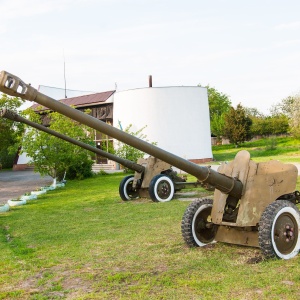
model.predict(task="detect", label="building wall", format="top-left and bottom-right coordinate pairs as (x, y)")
top-left (15, 86), bottom-right (212, 170)
top-left (113, 87), bottom-right (212, 162)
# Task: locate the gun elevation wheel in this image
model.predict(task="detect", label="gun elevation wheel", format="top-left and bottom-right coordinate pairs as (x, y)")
top-left (181, 198), bottom-right (217, 247)
top-left (149, 174), bottom-right (175, 202)
top-left (259, 200), bottom-right (300, 259)
top-left (119, 175), bottom-right (139, 201)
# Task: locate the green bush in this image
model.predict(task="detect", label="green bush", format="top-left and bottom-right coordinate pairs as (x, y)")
top-left (0, 149), bottom-right (15, 169)
top-left (65, 159), bottom-right (94, 180)
top-left (265, 137), bottom-right (277, 151)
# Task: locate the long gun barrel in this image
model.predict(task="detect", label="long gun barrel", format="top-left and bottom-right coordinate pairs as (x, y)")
top-left (0, 108), bottom-right (145, 173)
top-left (0, 71), bottom-right (243, 199)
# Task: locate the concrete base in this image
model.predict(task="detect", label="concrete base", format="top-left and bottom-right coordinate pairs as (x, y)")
top-left (189, 158), bottom-right (213, 164)
top-left (13, 164), bottom-right (28, 171)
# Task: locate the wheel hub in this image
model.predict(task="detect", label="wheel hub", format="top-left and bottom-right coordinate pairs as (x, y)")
top-left (194, 207), bottom-right (216, 243)
top-left (161, 185), bottom-right (169, 194)
top-left (158, 182), bottom-right (170, 198)
top-left (283, 225), bottom-right (294, 243)
top-left (273, 213), bottom-right (298, 254)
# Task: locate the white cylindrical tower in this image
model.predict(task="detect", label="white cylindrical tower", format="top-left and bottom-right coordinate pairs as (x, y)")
top-left (113, 86), bottom-right (212, 163)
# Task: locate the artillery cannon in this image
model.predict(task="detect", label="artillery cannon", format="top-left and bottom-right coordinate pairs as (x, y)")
top-left (0, 108), bottom-right (199, 202)
top-left (1, 70), bottom-right (300, 259)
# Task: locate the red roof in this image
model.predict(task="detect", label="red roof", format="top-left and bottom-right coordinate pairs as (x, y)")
top-left (31, 90), bottom-right (115, 111)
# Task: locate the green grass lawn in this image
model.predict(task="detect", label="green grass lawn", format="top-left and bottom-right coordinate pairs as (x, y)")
top-left (1, 137), bottom-right (300, 299)
top-left (212, 136), bottom-right (300, 163)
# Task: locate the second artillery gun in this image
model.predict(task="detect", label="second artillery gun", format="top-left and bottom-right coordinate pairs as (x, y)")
top-left (0, 108), bottom-right (199, 202)
top-left (1, 70), bottom-right (300, 260)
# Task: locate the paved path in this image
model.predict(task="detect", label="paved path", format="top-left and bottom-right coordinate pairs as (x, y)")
top-left (0, 170), bottom-right (53, 205)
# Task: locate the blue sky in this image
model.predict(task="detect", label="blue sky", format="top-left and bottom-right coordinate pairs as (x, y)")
top-left (1, 0), bottom-right (300, 114)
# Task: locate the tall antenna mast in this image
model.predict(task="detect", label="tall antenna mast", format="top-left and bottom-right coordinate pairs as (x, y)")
top-left (63, 50), bottom-right (67, 98)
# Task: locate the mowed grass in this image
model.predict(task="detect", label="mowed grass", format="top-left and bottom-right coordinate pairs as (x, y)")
top-left (1, 137), bottom-right (300, 299)
top-left (213, 136), bottom-right (300, 163)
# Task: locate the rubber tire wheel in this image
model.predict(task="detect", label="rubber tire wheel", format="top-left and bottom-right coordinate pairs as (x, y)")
top-left (0, 204), bottom-right (10, 212)
top-left (181, 198), bottom-right (217, 247)
top-left (119, 175), bottom-right (139, 201)
top-left (258, 200), bottom-right (300, 259)
top-left (149, 174), bottom-right (175, 202)
top-left (7, 199), bottom-right (27, 207)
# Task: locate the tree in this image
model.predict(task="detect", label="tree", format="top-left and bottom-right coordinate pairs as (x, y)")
top-left (210, 113), bottom-right (226, 139)
top-left (268, 115), bottom-right (289, 135)
top-left (223, 104), bottom-right (252, 146)
top-left (270, 95), bottom-right (295, 118)
top-left (288, 94), bottom-right (300, 138)
top-left (245, 106), bottom-right (289, 136)
top-left (198, 84), bottom-right (231, 139)
top-left (269, 94), bottom-right (300, 137)
top-left (0, 94), bottom-right (25, 168)
top-left (115, 124), bottom-right (156, 172)
top-left (21, 109), bottom-right (95, 180)
top-left (244, 107), bottom-right (265, 119)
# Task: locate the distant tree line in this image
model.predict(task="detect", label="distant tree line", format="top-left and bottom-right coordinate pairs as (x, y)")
top-left (199, 84), bottom-right (298, 146)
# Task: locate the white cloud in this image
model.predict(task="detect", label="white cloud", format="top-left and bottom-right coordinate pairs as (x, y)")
top-left (0, 25), bottom-right (6, 34)
top-left (1, 0), bottom-right (300, 115)
top-left (0, 0), bottom-right (74, 33)
top-left (275, 21), bottom-right (300, 30)
top-left (0, 0), bottom-right (84, 19)
top-left (275, 39), bottom-right (300, 47)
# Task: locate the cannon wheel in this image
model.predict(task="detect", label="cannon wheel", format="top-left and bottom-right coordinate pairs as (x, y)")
top-left (119, 175), bottom-right (139, 201)
top-left (181, 198), bottom-right (217, 247)
top-left (149, 174), bottom-right (175, 202)
top-left (258, 200), bottom-right (300, 259)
